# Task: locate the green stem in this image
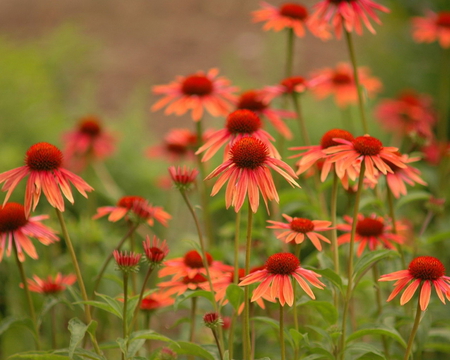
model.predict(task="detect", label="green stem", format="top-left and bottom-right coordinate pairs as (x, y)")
top-left (50, 305), bottom-right (57, 349)
top-left (243, 201), bottom-right (254, 360)
top-left (372, 264), bottom-right (390, 357)
top-left (129, 229), bottom-right (138, 295)
top-left (91, 161), bottom-right (123, 200)
top-left (404, 298), bottom-right (423, 360)
top-left (285, 28), bottom-right (295, 78)
top-left (292, 287), bottom-right (299, 360)
top-left (386, 187), bottom-right (406, 269)
top-left (280, 304), bottom-right (286, 360)
top-left (291, 93), bottom-right (311, 146)
top-left (212, 328), bottom-right (224, 360)
top-left (122, 273), bottom-right (129, 360)
top-left (190, 297), bottom-right (198, 343)
top-left (130, 266), bottom-right (154, 330)
top-left (331, 171), bottom-right (340, 276)
top-left (339, 162), bottom-right (366, 359)
top-left (437, 48), bottom-right (450, 142)
top-left (344, 29), bottom-right (368, 134)
top-left (233, 211), bottom-right (241, 284)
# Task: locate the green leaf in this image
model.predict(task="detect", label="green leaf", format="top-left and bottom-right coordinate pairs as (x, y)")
top-left (225, 284), bottom-right (244, 311)
top-left (425, 231), bottom-right (450, 245)
top-left (38, 297), bottom-right (61, 325)
top-left (68, 318), bottom-right (95, 359)
top-left (94, 293), bottom-right (124, 318)
top-left (8, 352), bottom-right (69, 360)
top-left (251, 316), bottom-right (279, 332)
top-left (303, 351), bottom-right (334, 360)
top-left (0, 316), bottom-right (35, 336)
top-left (346, 324), bottom-right (406, 348)
top-left (173, 290), bottom-right (215, 311)
top-left (116, 337), bottom-right (128, 356)
top-left (353, 250), bottom-right (397, 284)
top-left (175, 341), bottom-right (215, 360)
top-left (395, 190), bottom-right (430, 211)
top-left (76, 301), bottom-right (122, 319)
top-left (344, 343), bottom-right (385, 359)
top-left (298, 301), bottom-right (338, 325)
top-left (289, 328), bottom-right (308, 348)
top-left (313, 268), bottom-right (343, 293)
top-left (130, 330), bottom-right (179, 346)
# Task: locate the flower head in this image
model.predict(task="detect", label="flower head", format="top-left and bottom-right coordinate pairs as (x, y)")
top-left (157, 348), bottom-right (178, 360)
top-left (0, 142), bottom-right (94, 217)
top-left (267, 214), bottom-right (332, 250)
top-left (239, 253), bottom-right (325, 306)
top-left (205, 136), bottom-right (300, 213)
top-left (203, 312), bottom-right (223, 329)
top-left (139, 290), bottom-right (174, 311)
top-left (113, 250), bottom-right (142, 273)
top-left (22, 273), bottom-right (76, 295)
top-left (421, 140), bottom-right (450, 166)
top-left (412, 11), bottom-right (450, 48)
top-left (151, 68), bottom-right (238, 121)
top-left (143, 235), bottom-right (169, 268)
top-left (158, 273), bottom-right (209, 296)
top-left (379, 256), bottom-right (450, 311)
top-left (168, 166), bottom-right (199, 191)
top-left (0, 202), bottom-right (59, 262)
top-left (146, 128), bottom-right (199, 162)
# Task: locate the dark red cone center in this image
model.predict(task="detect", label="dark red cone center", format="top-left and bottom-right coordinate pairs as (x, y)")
top-left (117, 196), bottom-right (146, 209)
top-left (79, 118), bottom-right (102, 137)
top-left (237, 91), bottom-right (267, 112)
top-left (290, 218), bottom-right (314, 233)
top-left (356, 217), bottom-right (384, 237)
top-left (25, 142), bottom-right (63, 171)
top-left (281, 76), bottom-right (306, 93)
top-left (182, 273), bottom-right (208, 284)
top-left (409, 256), bottom-right (445, 280)
top-left (181, 75), bottom-right (213, 96)
top-left (279, 3), bottom-right (308, 20)
top-left (352, 136), bottom-right (383, 156)
top-left (226, 109), bottom-right (262, 134)
top-left (266, 253), bottom-right (300, 275)
top-left (332, 72), bottom-right (352, 85)
top-left (320, 129), bottom-right (354, 149)
top-left (0, 203), bottom-right (28, 232)
top-left (437, 12), bottom-right (450, 28)
top-left (230, 137), bottom-right (268, 169)
top-left (183, 250), bottom-right (213, 268)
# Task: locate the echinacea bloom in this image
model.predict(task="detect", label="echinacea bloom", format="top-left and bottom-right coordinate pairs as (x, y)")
top-left (151, 68), bottom-right (238, 121)
top-left (239, 252), bottom-right (325, 306)
top-left (252, 2), bottom-right (331, 40)
top-left (337, 214), bottom-right (406, 256)
top-left (93, 195), bottom-right (171, 227)
top-left (0, 202), bottom-right (59, 262)
top-left (323, 134), bottom-right (407, 182)
top-left (205, 136), bottom-right (300, 213)
top-left (236, 90), bottom-right (295, 139)
top-left (412, 11), bottom-right (450, 48)
top-left (379, 256), bottom-right (450, 311)
top-left (158, 273), bottom-right (209, 296)
top-left (263, 76), bottom-right (313, 103)
top-left (309, 0), bottom-right (390, 39)
top-left (113, 250), bottom-right (142, 273)
top-left (203, 312), bottom-right (223, 329)
top-left (0, 142), bottom-right (94, 218)
top-left (146, 128), bottom-right (198, 162)
top-left (139, 290), bottom-right (174, 311)
top-left (374, 90), bottom-right (436, 142)
top-left (143, 235), bottom-right (169, 268)
top-left (168, 165), bottom-right (199, 191)
top-left (421, 140), bottom-right (450, 166)
top-left (63, 115), bottom-right (116, 171)
top-left (267, 214), bottom-right (332, 250)
top-left (196, 109), bottom-right (280, 162)
top-left (22, 273), bottom-right (76, 294)
top-left (309, 63), bottom-right (382, 108)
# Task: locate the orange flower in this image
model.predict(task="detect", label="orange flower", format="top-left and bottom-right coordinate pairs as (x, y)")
top-left (412, 11), bottom-right (450, 49)
top-left (23, 273), bottom-right (76, 294)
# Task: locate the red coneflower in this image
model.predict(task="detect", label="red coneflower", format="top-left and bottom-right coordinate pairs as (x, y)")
top-left (168, 166), bottom-right (199, 191)
top-left (146, 128), bottom-right (198, 162)
top-left (139, 290), bottom-right (174, 311)
top-left (158, 273), bottom-right (210, 296)
top-left (412, 11), bottom-right (450, 49)
top-left (113, 250), bottom-right (142, 273)
top-left (143, 235), bottom-right (169, 268)
top-left (22, 273), bottom-right (76, 294)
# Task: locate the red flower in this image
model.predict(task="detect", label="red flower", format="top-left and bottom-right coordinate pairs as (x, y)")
top-left (113, 250), bottom-right (142, 273)
top-left (412, 11), bottom-right (450, 49)
top-left (168, 166), bottom-right (199, 191)
top-left (23, 273), bottom-right (76, 294)
top-left (143, 235), bottom-right (169, 268)
top-left (146, 128), bottom-right (198, 162)
top-left (139, 290), bottom-right (174, 311)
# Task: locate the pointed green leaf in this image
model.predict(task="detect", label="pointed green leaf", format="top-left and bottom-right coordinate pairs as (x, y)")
top-left (345, 343), bottom-right (385, 359)
top-left (298, 301), bottom-right (338, 325)
top-left (346, 324), bottom-right (406, 348)
top-left (353, 250), bottom-right (397, 284)
top-left (225, 284), bottom-right (244, 311)
top-left (94, 293), bottom-right (124, 317)
top-left (175, 341), bottom-right (215, 360)
top-left (68, 317), bottom-right (95, 359)
top-left (76, 301), bottom-right (122, 319)
top-left (173, 290), bottom-right (215, 311)
top-left (313, 268), bottom-right (343, 293)
top-left (8, 352), bottom-right (69, 360)
top-left (395, 191), bottom-right (430, 211)
top-left (0, 316), bottom-right (34, 336)
top-left (130, 330), bottom-right (179, 346)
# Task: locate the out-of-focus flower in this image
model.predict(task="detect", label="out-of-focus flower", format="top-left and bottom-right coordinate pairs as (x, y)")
top-left (309, 0), bottom-right (390, 39)
top-left (62, 115), bottom-right (116, 171)
top-left (0, 203), bottom-right (58, 262)
top-left (421, 140), bottom-right (450, 166)
top-left (22, 273), bottom-right (76, 295)
top-left (205, 136), bottom-right (300, 213)
top-left (168, 166), bottom-right (199, 191)
top-left (113, 250), bottom-right (142, 273)
top-left (338, 213), bottom-right (406, 256)
top-left (158, 273), bottom-right (209, 296)
top-left (156, 347), bottom-right (178, 360)
top-left (379, 256), bottom-right (450, 311)
top-left (252, 2), bottom-right (331, 40)
top-left (239, 253), bottom-right (325, 306)
top-left (139, 290), bottom-right (174, 311)
top-left (0, 142), bottom-right (93, 217)
top-left (203, 312), bottom-right (223, 329)
top-left (93, 195), bottom-right (171, 227)
top-left (412, 11), bottom-right (450, 48)
top-left (146, 128), bottom-right (198, 162)
top-left (263, 76), bottom-right (315, 103)
top-left (143, 235), bottom-right (169, 268)
top-left (267, 214), bottom-right (332, 250)
top-left (310, 63), bottom-right (382, 108)
top-left (151, 68), bottom-right (238, 121)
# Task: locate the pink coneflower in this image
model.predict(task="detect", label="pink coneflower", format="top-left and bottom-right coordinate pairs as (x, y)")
top-left (93, 195), bottom-right (171, 227)
top-left (374, 90), bottom-right (436, 142)
top-left (239, 253), bottom-right (325, 306)
top-left (323, 134), bottom-right (407, 182)
top-left (379, 256), bottom-right (450, 311)
top-left (205, 136), bottom-right (300, 213)
top-left (146, 128), bottom-right (198, 162)
top-left (0, 202), bottom-right (59, 262)
top-left (151, 68), bottom-right (238, 121)
top-left (143, 235), bottom-right (169, 268)
top-left (196, 109), bottom-right (280, 162)
top-left (267, 214), bottom-right (332, 250)
top-left (22, 273), bottom-right (76, 294)
top-left (421, 140), bottom-right (450, 166)
top-left (337, 214), bottom-right (406, 256)
top-left (158, 273), bottom-right (209, 296)
top-left (0, 142), bottom-right (94, 218)
top-left (252, 2), bottom-right (331, 40)
top-left (412, 11), bottom-right (450, 49)
top-left (63, 115), bottom-right (116, 171)
top-left (168, 166), bottom-right (199, 191)
top-left (309, 63), bottom-right (382, 108)
top-left (236, 90), bottom-right (296, 139)
top-left (263, 76), bottom-right (312, 103)
top-left (309, 0), bottom-right (390, 39)
top-left (139, 290), bottom-right (174, 311)
top-left (113, 250), bottom-right (142, 273)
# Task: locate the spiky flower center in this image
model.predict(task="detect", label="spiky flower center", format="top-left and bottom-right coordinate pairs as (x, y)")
top-left (279, 3), bottom-right (308, 20)
top-left (230, 137), bottom-right (268, 169)
top-left (399, 91), bottom-right (420, 107)
top-left (266, 253), bottom-right (300, 275)
top-left (182, 273), bottom-right (208, 284)
top-left (409, 256), bottom-right (445, 280)
top-left (117, 196), bottom-right (146, 209)
top-left (332, 72), bottom-right (352, 85)
top-left (226, 109), bottom-right (262, 134)
top-left (356, 217), bottom-right (384, 237)
top-left (290, 218), bottom-right (314, 233)
top-left (42, 282), bottom-right (65, 294)
top-left (237, 91), bottom-right (267, 112)
top-left (181, 75), bottom-right (213, 96)
top-left (0, 203), bottom-right (28, 232)
top-left (79, 119), bottom-right (101, 136)
top-left (140, 298), bottom-right (160, 310)
top-left (230, 268), bottom-right (246, 282)
top-left (330, 0), bottom-right (354, 4)
top-left (352, 136), bottom-right (383, 156)
top-left (281, 76), bottom-right (306, 93)
top-left (183, 250), bottom-right (213, 268)
top-left (437, 12), bottom-right (450, 28)
top-left (320, 128), bottom-right (354, 149)
top-left (25, 142), bottom-right (63, 171)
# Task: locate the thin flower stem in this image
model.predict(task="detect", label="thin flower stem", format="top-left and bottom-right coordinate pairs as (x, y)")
top-left (285, 28), bottom-right (295, 78)
top-left (91, 161), bottom-right (123, 200)
top-left (331, 171), bottom-right (340, 276)
top-left (344, 29), bottom-right (368, 134)
top-left (243, 201), bottom-right (254, 360)
top-left (122, 273), bottom-right (129, 360)
top-left (404, 298), bottom-right (423, 360)
top-left (437, 48), bottom-right (450, 142)
top-left (386, 187), bottom-right (406, 268)
top-left (130, 266), bottom-right (154, 330)
top-left (212, 328), bottom-right (224, 360)
top-left (292, 287), bottom-right (299, 360)
top-left (128, 226), bottom-right (138, 295)
top-left (291, 93), bottom-right (311, 146)
top-left (228, 310), bottom-right (238, 360)
top-left (280, 304), bottom-right (286, 360)
top-left (372, 264), bottom-right (390, 357)
top-left (294, 243), bottom-right (301, 259)
top-left (189, 297), bottom-right (198, 343)
top-left (50, 305), bottom-right (57, 349)
top-left (339, 162), bottom-right (366, 360)
top-left (13, 244), bottom-right (41, 350)
top-left (418, 210), bottom-right (433, 239)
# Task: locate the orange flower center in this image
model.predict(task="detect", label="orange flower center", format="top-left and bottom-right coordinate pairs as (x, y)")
top-left (356, 217), bottom-right (384, 237)
top-left (181, 75), bottom-right (213, 96)
top-left (226, 109), bottom-right (262, 134)
top-left (266, 253), bottom-right (300, 275)
top-left (25, 142), bottom-right (63, 171)
top-left (290, 218), bottom-right (314, 233)
top-left (436, 12), bottom-right (450, 28)
top-left (409, 256), bottom-right (445, 280)
top-left (117, 196), bottom-right (146, 209)
top-left (279, 3), bottom-right (308, 20)
top-left (42, 281), bottom-right (65, 294)
top-left (230, 137), bottom-right (268, 169)
top-left (79, 119), bottom-right (101, 137)
top-left (320, 128), bottom-right (354, 149)
top-left (352, 136), bottom-right (383, 156)
top-left (237, 91), bottom-right (267, 112)
top-left (183, 250), bottom-right (213, 268)
top-left (182, 273), bottom-right (208, 284)
top-left (0, 203), bottom-right (28, 232)
top-left (332, 72), bottom-right (352, 85)
top-left (281, 76), bottom-right (306, 93)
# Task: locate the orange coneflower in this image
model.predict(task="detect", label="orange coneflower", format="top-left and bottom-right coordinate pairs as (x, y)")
top-left (412, 11), bottom-right (450, 49)
top-left (23, 273), bottom-right (76, 294)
